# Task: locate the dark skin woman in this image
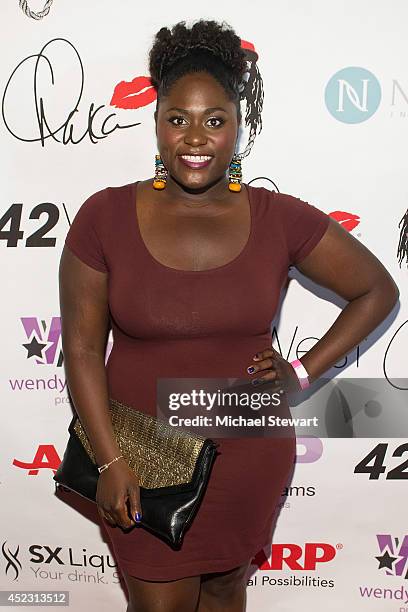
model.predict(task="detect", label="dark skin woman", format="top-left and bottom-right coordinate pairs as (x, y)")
top-left (59, 68), bottom-right (399, 612)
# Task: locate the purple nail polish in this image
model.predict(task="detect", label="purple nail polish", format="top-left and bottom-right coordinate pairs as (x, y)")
top-left (135, 512), bottom-right (142, 522)
top-left (247, 366), bottom-right (255, 373)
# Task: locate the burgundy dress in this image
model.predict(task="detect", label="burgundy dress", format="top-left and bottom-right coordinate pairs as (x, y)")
top-left (64, 181), bottom-right (330, 581)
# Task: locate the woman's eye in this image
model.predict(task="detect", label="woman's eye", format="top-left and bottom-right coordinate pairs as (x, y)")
top-left (168, 116), bottom-right (224, 127)
top-left (207, 117), bottom-right (224, 127)
top-left (169, 116), bottom-right (187, 126)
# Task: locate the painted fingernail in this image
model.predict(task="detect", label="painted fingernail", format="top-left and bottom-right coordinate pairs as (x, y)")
top-left (252, 379), bottom-right (262, 386)
top-left (247, 366), bottom-right (255, 373)
top-left (135, 512), bottom-right (142, 522)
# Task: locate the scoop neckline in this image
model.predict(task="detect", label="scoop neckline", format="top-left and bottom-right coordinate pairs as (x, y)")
top-left (130, 180), bottom-right (255, 275)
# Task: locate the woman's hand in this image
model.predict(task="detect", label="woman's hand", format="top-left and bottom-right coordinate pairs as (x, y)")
top-left (247, 347), bottom-right (303, 394)
top-left (96, 459), bottom-right (142, 530)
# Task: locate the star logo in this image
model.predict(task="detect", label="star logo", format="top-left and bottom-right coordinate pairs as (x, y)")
top-left (375, 549), bottom-right (398, 570)
top-left (376, 534), bottom-right (408, 578)
top-left (22, 336), bottom-right (50, 359)
top-left (20, 317), bottom-right (62, 366)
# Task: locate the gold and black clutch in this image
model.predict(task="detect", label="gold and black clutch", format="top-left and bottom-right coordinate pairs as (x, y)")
top-left (53, 397), bottom-right (220, 549)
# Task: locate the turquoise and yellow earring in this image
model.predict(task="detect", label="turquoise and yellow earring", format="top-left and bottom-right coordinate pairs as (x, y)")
top-left (228, 154), bottom-right (242, 192)
top-left (153, 154), bottom-right (167, 190)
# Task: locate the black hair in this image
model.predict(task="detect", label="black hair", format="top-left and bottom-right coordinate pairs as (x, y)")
top-left (397, 208), bottom-right (408, 267)
top-left (239, 46), bottom-right (264, 158)
top-left (148, 20), bottom-right (247, 123)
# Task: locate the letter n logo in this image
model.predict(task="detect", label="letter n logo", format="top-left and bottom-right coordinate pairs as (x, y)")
top-left (325, 66), bottom-right (381, 123)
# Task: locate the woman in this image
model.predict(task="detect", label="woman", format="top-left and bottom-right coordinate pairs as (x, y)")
top-left (59, 19), bottom-right (399, 612)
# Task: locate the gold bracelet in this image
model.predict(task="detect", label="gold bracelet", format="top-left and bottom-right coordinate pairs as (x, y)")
top-left (98, 455), bottom-right (123, 474)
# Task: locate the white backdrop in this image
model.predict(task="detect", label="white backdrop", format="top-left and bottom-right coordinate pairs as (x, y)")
top-left (1, 1), bottom-right (407, 610)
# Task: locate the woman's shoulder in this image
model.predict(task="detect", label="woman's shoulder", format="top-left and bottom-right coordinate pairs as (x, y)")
top-left (246, 182), bottom-right (300, 206)
top-left (247, 183), bottom-right (329, 220)
top-left (67, 179), bottom-right (136, 240)
top-left (247, 183), bottom-right (331, 264)
top-left (64, 180), bottom-right (138, 272)
top-left (75, 180), bottom-right (136, 218)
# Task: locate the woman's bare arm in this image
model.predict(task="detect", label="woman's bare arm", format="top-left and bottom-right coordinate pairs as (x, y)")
top-left (59, 246), bottom-right (121, 466)
top-left (294, 218), bottom-right (400, 382)
top-left (59, 245), bottom-right (141, 528)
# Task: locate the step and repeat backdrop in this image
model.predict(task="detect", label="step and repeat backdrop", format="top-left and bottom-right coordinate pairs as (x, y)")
top-left (1, 1), bottom-right (407, 610)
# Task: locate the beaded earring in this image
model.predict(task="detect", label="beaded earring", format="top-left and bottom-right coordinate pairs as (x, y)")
top-left (228, 154), bottom-right (242, 192)
top-left (153, 154), bottom-right (168, 190)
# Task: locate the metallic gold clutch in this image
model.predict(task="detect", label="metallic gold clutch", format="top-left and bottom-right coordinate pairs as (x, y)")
top-left (73, 396), bottom-right (209, 488)
top-left (54, 396), bottom-right (220, 549)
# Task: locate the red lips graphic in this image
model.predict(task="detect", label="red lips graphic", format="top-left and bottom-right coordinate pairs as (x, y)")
top-left (240, 39), bottom-right (258, 60)
top-left (329, 211), bottom-right (360, 232)
top-left (110, 76), bottom-right (157, 109)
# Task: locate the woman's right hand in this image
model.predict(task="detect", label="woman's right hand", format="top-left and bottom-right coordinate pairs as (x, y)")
top-left (96, 459), bottom-right (142, 530)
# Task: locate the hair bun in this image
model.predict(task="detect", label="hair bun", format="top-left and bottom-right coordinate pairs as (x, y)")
top-left (149, 20), bottom-right (246, 87)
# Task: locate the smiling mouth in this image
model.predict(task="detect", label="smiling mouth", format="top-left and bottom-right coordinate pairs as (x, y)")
top-left (178, 155), bottom-right (213, 169)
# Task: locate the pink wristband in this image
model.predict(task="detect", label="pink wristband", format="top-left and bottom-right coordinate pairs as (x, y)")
top-left (290, 359), bottom-right (310, 390)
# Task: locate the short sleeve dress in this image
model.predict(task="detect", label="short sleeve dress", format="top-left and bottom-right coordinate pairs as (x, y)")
top-left (64, 181), bottom-right (330, 581)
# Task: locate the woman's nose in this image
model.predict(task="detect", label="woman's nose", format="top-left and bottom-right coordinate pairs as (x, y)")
top-left (184, 125), bottom-right (207, 146)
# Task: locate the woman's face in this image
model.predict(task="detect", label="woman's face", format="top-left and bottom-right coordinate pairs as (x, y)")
top-left (155, 71), bottom-right (239, 192)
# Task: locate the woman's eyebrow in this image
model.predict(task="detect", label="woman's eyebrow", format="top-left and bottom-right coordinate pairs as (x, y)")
top-left (165, 106), bottom-right (228, 114)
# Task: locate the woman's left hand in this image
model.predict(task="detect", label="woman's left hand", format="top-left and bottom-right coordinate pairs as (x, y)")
top-left (247, 347), bottom-right (303, 394)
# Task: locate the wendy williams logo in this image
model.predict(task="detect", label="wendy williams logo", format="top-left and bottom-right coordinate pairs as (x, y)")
top-left (376, 535), bottom-right (408, 578)
top-left (1, 37), bottom-right (264, 154)
top-left (21, 317), bottom-right (62, 366)
top-left (1, 38), bottom-right (144, 147)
